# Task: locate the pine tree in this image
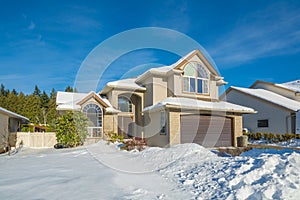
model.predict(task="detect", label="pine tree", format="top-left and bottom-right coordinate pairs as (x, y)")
top-left (40, 91), bottom-right (50, 108)
top-left (33, 85), bottom-right (41, 97)
top-left (65, 86), bottom-right (74, 92)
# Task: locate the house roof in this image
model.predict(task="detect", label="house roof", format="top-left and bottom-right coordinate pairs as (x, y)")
top-left (143, 97), bottom-right (256, 113)
top-left (0, 107), bottom-right (29, 121)
top-left (129, 50), bottom-right (224, 85)
top-left (77, 91), bottom-right (110, 108)
top-left (277, 80), bottom-right (300, 93)
top-left (100, 78), bottom-right (146, 94)
top-left (56, 91), bottom-right (120, 113)
top-left (250, 80), bottom-right (300, 94)
top-left (56, 92), bottom-right (88, 111)
top-left (230, 86), bottom-right (300, 112)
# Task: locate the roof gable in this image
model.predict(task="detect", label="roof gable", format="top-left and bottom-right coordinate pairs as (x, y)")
top-left (173, 50), bottom-right (220, 76)
top-left (77, 92), bottom-right (110, 108)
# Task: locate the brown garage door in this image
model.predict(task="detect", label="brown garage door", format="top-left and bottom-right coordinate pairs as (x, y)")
top-left (180, 115), bottom-right (232, 147)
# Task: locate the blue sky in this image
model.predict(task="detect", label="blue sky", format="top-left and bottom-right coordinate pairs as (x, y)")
top-left (1, 0), bottom-right (300, 94)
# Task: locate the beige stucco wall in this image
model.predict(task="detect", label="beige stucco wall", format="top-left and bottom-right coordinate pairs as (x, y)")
top-left (143, 111), bottom-right (168, 147)
top-left (103, 114), bottom-right (118, 134)
top-left (153, 76), bottom-right (168, 105)
top-left (168, 110), bottom-right (181, 146)
top-left (0, 113), bottom-right (9, 152)
top-left (226, 89), bottom-right (293, 134)
top-left (227, 114), bottom-right (243, 147)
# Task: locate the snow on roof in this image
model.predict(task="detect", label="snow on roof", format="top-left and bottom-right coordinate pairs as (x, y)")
top-left (56, 91), bottom-right (118, 112)
top-left (136, 50), bottom-right (198, 83)
top-left (143, 97), bottom-right (255, 113)
top-left (276, 80), bottom-right (300, 93)
top-left (0, 107), bottom-right (29, 121)
top-left (101, 78), bottom-right (146, 94)
top-left (231, 86), bottom-right (300, 111)
top-left (56, 92), bottom-right (88, 105)
top-left (107, 78), bottom-right (146, 91)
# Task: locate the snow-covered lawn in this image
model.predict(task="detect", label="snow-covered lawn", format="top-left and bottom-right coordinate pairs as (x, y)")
top-left (250, 139), bottom-right (300, 148)
top-left (1, 141), bottom-right (300, 200)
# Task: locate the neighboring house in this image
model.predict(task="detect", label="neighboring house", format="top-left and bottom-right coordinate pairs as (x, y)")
top-left (223, 80), bottom-right (300, 134)
top-left (0, 107), bottom-right (29, 153)
top-left (56, 50), bottom-right (255, 147)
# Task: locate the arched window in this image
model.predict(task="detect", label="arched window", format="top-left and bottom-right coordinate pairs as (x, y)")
top-left (118, 96), bottom-right (132, 112)
top-left (82, 104), bottom-right (102, 127)
top-left (183, 62), bottom-right (209, 94)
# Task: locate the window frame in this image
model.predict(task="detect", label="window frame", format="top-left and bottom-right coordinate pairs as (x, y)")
top-left (257, 119), bottom-right (269, 128)
top-left (182, 62), bottom-right (210, 95)
top-left (118, 96), bottom-right (133, 113)
top-left (83, 103), bottom-right (103, 127)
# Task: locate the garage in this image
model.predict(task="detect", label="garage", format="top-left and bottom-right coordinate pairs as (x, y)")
top-left (180, 114), bottom-right (233, 147)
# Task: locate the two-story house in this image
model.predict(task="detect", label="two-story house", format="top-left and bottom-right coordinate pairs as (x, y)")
top-left (56, 50), bottom-right (255, 147)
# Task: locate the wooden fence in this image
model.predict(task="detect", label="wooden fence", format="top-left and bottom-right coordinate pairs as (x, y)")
top-left (16, 132), bottom-right (57, 148)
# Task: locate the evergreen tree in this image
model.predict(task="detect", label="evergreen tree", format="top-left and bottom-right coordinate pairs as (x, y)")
top-left (40, 91), bottom-right (50, 107)
top-left (47, 92), bottom-right (58, 131)
top-left (65, 86), bottom-right (74, 92)
top-left (5, 92), bottom-right (18, 113)
top-left (33, 85), bottom-right (41, 97)
top-left (11, 89), bottom-right (18, 96)
top-left (25, 94), bottom-right (42, 123)
top-left (17, 92), bottom-right (27, 116)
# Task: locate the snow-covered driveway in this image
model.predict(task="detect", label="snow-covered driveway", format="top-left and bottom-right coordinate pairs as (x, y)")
top-left (0, 142), bottom-right (189, 200)
top-left (1, 141), bottom-right (300, 200)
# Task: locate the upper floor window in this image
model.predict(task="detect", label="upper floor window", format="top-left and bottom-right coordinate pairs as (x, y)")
top-left (118, 96), bottom-right (132, 112)
top-left (183, 62), bottom-right (209, 94)
top-left (83, 104), bottom-right (102, 127)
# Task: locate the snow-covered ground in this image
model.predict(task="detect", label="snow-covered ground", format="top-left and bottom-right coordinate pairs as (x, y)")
top-left (250, 139), bottom-right (300, 148)
top-left (1, 141), bottom-right (300, 200)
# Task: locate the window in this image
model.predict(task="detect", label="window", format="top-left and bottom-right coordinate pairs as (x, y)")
top-left (183, 62), bottom-right (209, 94)
top-left (83, 104), bottom-right (102, 127)
top-left (160, 111), bottom-right (166, 135)
top-left (258, 120), bottom-right (269, 128)
top-left (118, 96), bottom-right (132, 112)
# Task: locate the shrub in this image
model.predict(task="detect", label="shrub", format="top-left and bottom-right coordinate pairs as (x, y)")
top-left (275, 134), bottom-right (282, 143)
top-left (107, 132), bottom-right (124, 144)
top-left (255, 132), bottom-right (262, 140)
top-left (296, 134), bottom-right (300, 139)
top-left (266, 133), bottom-right (275, 143)
top-left (120, 138), bottom-right (147, 151)
top-left (55, 111), bottom-right (88, 147)
top-left (263, 133), bottom-right (268, 140)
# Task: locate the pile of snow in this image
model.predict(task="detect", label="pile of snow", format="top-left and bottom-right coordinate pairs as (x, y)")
top-left (1, 142), bottom-right (300, 200)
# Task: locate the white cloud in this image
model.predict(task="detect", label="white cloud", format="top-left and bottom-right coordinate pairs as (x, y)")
top-left (209, 2), bottom-right (300, 68)
top-left (27, 21), bottom-right (35, 30)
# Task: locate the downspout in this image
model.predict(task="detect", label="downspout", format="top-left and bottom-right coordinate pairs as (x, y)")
top-left (286, 115), bottom-right (291, 134)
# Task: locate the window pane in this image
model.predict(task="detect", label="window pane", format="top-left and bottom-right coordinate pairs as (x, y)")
top-left (197, 79), bottom-right (203, 93)
top-left (190, 78), bottom-right (196, 92)
top-left (83, 104), bottom-right (102, 127)
top-left (118, 97), bottom-right (132, 112)
top-left (183, 77), bottom-right (189, 92)
top-left (258, 120), bottom-right (269, 128)
top-left (203, 80), bottom-right (209, 93)
top-left (184, 63), bottom-right (197, 76)
top-left (197, 63), bottom-right (208, 78)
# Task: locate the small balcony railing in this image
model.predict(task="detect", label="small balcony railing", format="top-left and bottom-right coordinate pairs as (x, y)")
top-left (87, 127), bottom-right (102, 138)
